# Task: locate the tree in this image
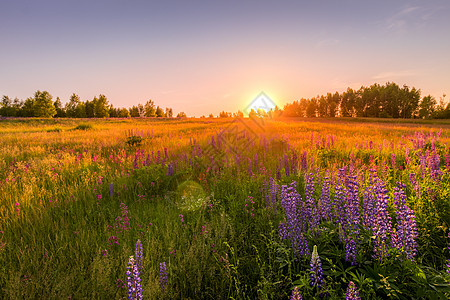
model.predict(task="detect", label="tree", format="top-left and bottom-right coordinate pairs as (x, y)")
top-left (341, 88), bottom-right (356, 117)
top-left (144, 100), bottom-right (156, 117)
top-left (0, 96), bottom-right (14, 116)
top-left (248, 108), bottom-right (257, 118)
top-left (219, 111), bottom-right (231, 118)
top-left (306, 98), bottom-right (317, 117)
top-left (317, 96), bottom-right (327, 117)
top-left (85, 99), bottom-right (95, 118)
top-left (129, 105), bottom-right (140, 117)
top-left (177, 112), bottom-right (187, 118)
top-left (155, 106), bottom-right (165, 117)
top-left (54, 97), bottom-right (66, 117)
top-left (118, 108), bottom-right (130, 118)
top-left (109, 106), bottom-right (119, 118)
top-left (137, 104), bottom-right (144, 117)
top-left (165, 107), bottom-right (173, 118)
top-left (418, 95), bottom-right (436, 119)
top-left (94, 94), bottom-right (109, 118)
top-left (233, 110), bottom-right (244, 118)
top-left (31, 91), bottom-right (56, 117)
top-left (65, 94), bottom-right (82, 117)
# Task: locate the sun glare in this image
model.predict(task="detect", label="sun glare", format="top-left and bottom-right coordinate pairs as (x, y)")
top-left (245, 91), bottom-right (277, 115)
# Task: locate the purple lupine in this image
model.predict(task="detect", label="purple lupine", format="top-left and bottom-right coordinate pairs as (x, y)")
top-left (362, 183), bottom-right (376, 230)
top-left (343, 176), bottom-right (360, 264)
top-left (304, 174), bottom-right (316, 230)
top-left (290, 286), bottom-right (303, 300)
top-left (345, 238), bottom-right (357, 266)
top-left (300, 151), bottom-right (307, 171)
top-left (167, 162), bottom-right (174, 176)
top-left (372, 179), bottom-right (392, 260)
top-left (333, 185), bottom-right (347, 242)
top-left (319, 177), bottom-right (332, 222)
top-left (409, 173), bottom-right (421, 199)
top-left (392, 182), bottom-right (418, 260)
top-left (391, 153), bottom-right (396, 169)
top-left (269, 178), bottom-right (279, 213)
top-left (263, 177), bottom-right (278, 213)
top-left (248, 158), bottom-right (253, 177)
top-left (345, 281), bottom-right (361, 300)
top-left (110, 183), bottom-right (114, 198)
top-left (284, 154), bottom-right (290, 176)
top-left (160, 262), bottom-right (168, 294)
top-left (345, 176), bottom-right (360, 234)
top-left (133, 153), bottom-right (139, 170)
top-left (310, 245), bottom-right (324, 289)
top-left (135, 239), bottom-right (143, 271)
top-left (279, 182), bottom-right (309, 259)
top-left (291, 151), bottom-right (298, 174)
top-left (126, 256), bottom-right (143, 300)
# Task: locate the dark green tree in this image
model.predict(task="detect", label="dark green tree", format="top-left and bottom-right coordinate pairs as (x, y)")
top-left (65, 94), bottom-right (82, 118)
top-left (32, 91), bottom-right (56, 117)
top-left (94, 94), bottom-right (109, 118)
top-left (54, 97), bottom-right (66, 117)
top-left (85, 99), bottom-right (95, 118)
top-left (418, 95), bottom-right (436, 119)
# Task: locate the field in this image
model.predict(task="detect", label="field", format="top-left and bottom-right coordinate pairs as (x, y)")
top-left (1, 117), bottom-right (450, 299)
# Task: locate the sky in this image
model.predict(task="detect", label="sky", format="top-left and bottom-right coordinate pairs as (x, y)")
top-left (1, 0), bottom-right (449, 117)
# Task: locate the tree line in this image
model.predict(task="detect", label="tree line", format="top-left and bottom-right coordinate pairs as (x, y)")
top-left (2, 83), bottom-right (449, 119)
top-left (283, 82), bottom-right (449, 119)
top-left (0, 91), bottom-right (187, 118)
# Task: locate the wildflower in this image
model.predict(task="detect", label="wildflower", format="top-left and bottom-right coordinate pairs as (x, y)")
top-left (135, 240), bottom-right (143, 271)
top-left (160, 262), bottom-right (168, 294)
top-left (279, 182), bottom-right (309, 259)
top-left (126, 256), bottom-right (143, 300)
top-left (290, 286), bottom-right (303, 300)
top-left (309, 245), bottom-right (324, 289)
top-left (15, 202), bottom-right (20, 215)
top-left (372, 179), bottom-right (392, 260)
top-left (345, 238), bottom-right (357, 266)
top-left (345, 281), bottom-right (361, 300)
top-left (110, 183), bottom-right (114, 198)
top-left (319, 177), bottom-right (332, 222)
top-left (392, 182), bottom-right (418, 260)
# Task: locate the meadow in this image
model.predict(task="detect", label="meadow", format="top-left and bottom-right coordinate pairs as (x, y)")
top-left (0, 117), bottom-right (449, 299)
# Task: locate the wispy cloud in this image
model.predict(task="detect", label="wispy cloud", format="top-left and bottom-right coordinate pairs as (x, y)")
top-left (316, 38), bottom-right (340, 49)
top-left (372, 70), bottom-right (417, 80)
top-left (385, 5), bottom-right (420, 31)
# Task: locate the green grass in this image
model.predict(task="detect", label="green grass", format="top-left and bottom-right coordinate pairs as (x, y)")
top-left (0, 117), bottom-right (449, 299)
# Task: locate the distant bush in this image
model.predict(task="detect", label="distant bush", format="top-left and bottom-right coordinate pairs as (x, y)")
top-left (126, 135), bottom-right (143, 147)
top-left (74, 123), bottom-right (93, 130)
top-left (47, 127), bottom-right (62, 133)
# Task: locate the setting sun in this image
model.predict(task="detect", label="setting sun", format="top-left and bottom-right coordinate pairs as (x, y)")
top-left (244, 92), bottom-right (277, 115)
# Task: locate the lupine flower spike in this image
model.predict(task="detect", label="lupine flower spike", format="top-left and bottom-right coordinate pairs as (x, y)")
top-left (126, 256), bottom-right (143, 300)
top-left (290, 286), bottom-right (303, 300)
top-left (310, 245), bottom-right (324, 289)
top-left (345, 281), bottom-right (361, 300)
top-left (135, 239), bottom-right (143, 271)
top-left (160, 262), bottom-right (168, 294)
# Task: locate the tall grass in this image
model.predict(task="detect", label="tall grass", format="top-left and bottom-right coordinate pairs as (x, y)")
top-left (0, 117), bottom-right (449, 298)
